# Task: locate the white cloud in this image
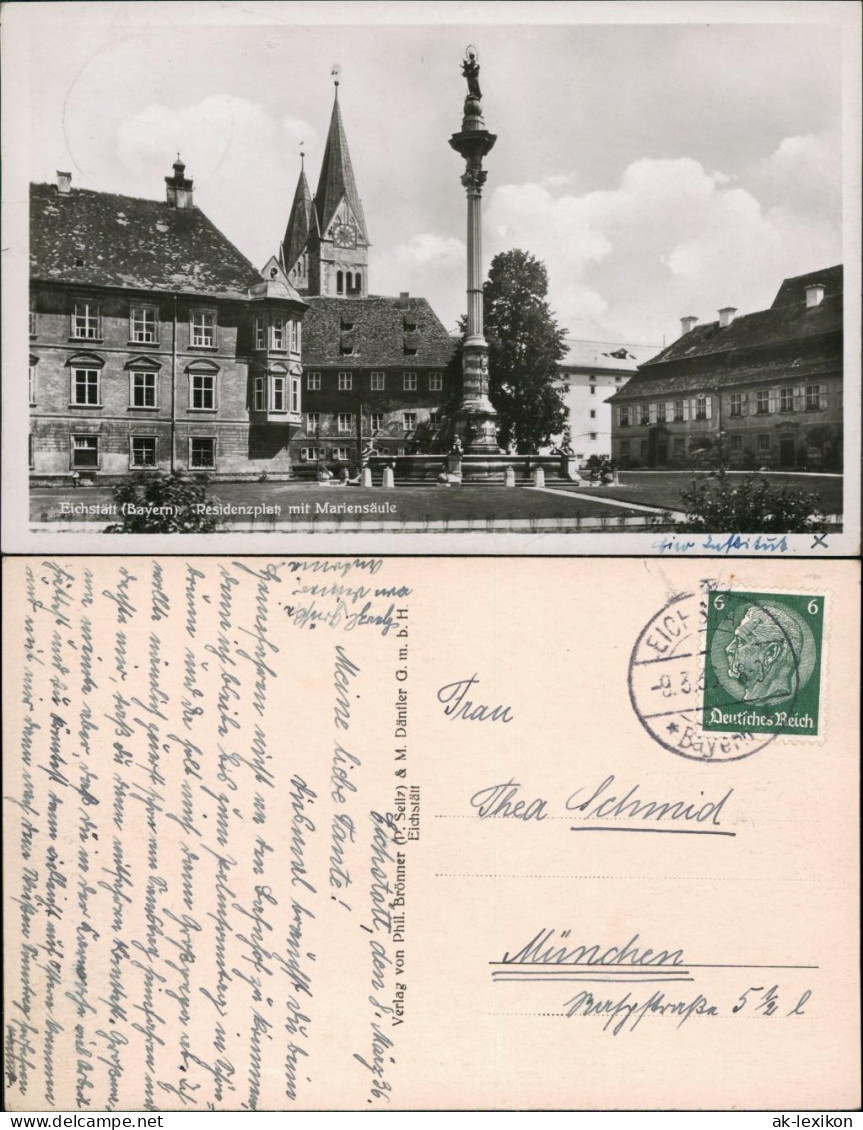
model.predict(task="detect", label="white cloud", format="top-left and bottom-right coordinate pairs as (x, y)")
top-left (480, 145), bottom-right (841, 343)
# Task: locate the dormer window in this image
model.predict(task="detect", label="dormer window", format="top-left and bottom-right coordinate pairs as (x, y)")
top-left (805, 283), bottom-right (825, 308)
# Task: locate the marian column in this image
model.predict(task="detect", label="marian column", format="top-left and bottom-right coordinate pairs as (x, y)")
top-left (449, 45), bottom-right (499, 453)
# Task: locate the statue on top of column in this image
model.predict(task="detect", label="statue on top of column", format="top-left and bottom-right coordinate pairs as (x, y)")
top-left (462, 45), bottom-right (482, 100)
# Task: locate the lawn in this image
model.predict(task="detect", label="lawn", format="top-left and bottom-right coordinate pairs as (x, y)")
top-left (561, 471), bottom-right (843, 516)
top-left (30, 481), bottom-right (635, 528)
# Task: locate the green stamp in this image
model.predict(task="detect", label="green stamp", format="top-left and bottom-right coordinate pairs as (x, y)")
top-left (702, 590), bottom-right (824, 736)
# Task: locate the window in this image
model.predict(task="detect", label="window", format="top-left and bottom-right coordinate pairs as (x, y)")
top-left (71, 435), bottom-right (99, 468)
top-left (589, 409), bottom-right (596, 419)
top-left (72, 301), bottom-right (100, 340)
top-left (588, 432), bottom-right (598, 442)
top-left (370, 413), bottom-right (383, 431)
top-left (337, 412), bottom-right (353, 434)
top-left (29, 309), bottom-right (37, 336)
top-left (254, 376), bottom-right (265, 411)
top-left (619, 439), bottom-right (630, 459)
top-left (189, 437), bottom-right (215, 469)
top-left (695, 395), bottom-right (708, 421)
top-left (271, 318), bottom-right (285, 350)
top-left (371, 371), bottom-right (385, 391)
top-left (757, 434), bottom-right (771, 453)
top-left (756, 389), bottom-right (770, 415)
top-left (271, 375), bottom-right (287, 412)
top-left (403, 372), bottom-right (417, 391)
top-left (130, 436), bottom-right (157, 468)
top-left (779, 386), bottom-right (794, 413)
top-left (300, 447), bottom-right (320, 462)
top-left (29, 435), bottom-right (34, 470)
top-left (191, 310), bottom-right (215, 347)
top-left (619, 406), bottom-right (631, 427)
top-left (729, 393), bottom-right (744, 417)
top-left (589, 374), bottom-right (596, 384)
top-left (291, 376), bottom-right (300, 413)
top-left (338, 372), bottom-right (353, 391)
top-left (332, 446), bottom-right (349, 462)
top-left (656, 403), bottom-right (667, 423)
top-left (29, 360), bottom-right (37, 405)
top-left (590, 386), bottom-right (596, 395)
top-left (306, 412), bottom-right (320, 433)
top-left (429, 409), bottom-right (441, 425)
top-left (429, 372), bottom-right (443, 391)
top-left (131, 306), bottom-right (157, 344)
top-left (403, 412), bottom-right (417, 431)
top-left (674, 400), bottom-right (685, 422)
top-left (72, 367), bottom-right (100, 406)
top-left (131, 370), bottom-right (158, 408)
top-left (255, 318), bottom-right (266, 350)
top-left (307, 371), bottom-right (321, 390)
top-left (190, 372), bottom-right (215, 410)
top-left (805, 384), bottom-right (826, 410)
top-left (673, 437), bottom-right (686, 457)
top-left (639, 404), bottom-right (650, 426)
top-left (730, 434), bottom-right (744, 453)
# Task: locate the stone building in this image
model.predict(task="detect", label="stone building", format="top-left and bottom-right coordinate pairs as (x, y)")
top-left (552, 339), bottom-right (660, 459)
top-left (28, 83), bottom-right (456, 481)
top-left (607, 266), bottom-right (843, 471)
top-left (29, 162), bottom-right (307, 481)
top-left (279, 83), bottom-right (455, 466)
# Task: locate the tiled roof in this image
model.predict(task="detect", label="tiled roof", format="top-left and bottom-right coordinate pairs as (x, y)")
top-left (314, 94), bottom-right (368, 239)
top-left (609, 265), bottom-right (843, 403)
top-left (30, 182), bottom-right (263, 299)
top-left (561, 339), bottom-right (661, 372)
top-left (607, 352), bottom-right (841, 403)
top-left (302, 296), bottom-right (456, 368)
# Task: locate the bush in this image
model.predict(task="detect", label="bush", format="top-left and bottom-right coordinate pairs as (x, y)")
top-left (105, 472), bottom-right (218, 533)
top-left (676, 472), bottom-right (826, 534)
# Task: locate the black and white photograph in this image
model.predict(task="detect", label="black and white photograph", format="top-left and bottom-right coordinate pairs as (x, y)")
top-left (2, 0), bottom-right (859, 553)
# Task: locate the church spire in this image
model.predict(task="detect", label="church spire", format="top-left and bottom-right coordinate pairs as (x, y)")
top-left (281, 145), bottom-right (312, 279)
top-left (313, 75), bottom-right (368, 241)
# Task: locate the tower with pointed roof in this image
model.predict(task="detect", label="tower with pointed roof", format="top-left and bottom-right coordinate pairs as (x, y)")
top-left (280, 70), bottom-right (370, 298)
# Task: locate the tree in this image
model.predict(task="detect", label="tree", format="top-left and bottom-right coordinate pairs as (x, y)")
top-left (479, 249), bottom-right (569, 453)
top-left (676, 472), bottom-right (827, 534)
top-left (104, 472), bottom-right (218, 533)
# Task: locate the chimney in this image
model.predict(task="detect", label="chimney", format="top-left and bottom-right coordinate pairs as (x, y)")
top-left (56, 171), bottom-right (72, 195)
top-left (398, 291), bottom-right (410, 310)
top-left (680, 315), bottom-right (698, 337)
top-left (718, 306), bottom-right (737, 328)
top-left (805, 282), bottom-right (825, 308)
top-left (165, 156), bottom-right (194, 209)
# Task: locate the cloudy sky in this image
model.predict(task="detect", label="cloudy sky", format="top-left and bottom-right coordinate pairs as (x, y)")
top-left (13, 1), bottom-right (854, 344)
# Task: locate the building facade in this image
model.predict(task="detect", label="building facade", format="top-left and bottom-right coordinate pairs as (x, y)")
top-left (29, 163), bottom-right (308, 481)
top-left (279, 81), bottom-right (456, 466)
top-left (607, 266), bottom-right (843, 471)
top-left (552, 339), bottom-right (660, 459)
top-left (29, 82), bottom-right (456, 481)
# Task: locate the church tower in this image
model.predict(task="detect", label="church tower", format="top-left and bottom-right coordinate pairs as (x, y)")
top-left (280, 151), bottom-right (312, 294)
top-left (281, 70), bottom-right (371, 298)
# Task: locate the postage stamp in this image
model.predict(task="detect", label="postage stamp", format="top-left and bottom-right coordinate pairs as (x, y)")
top-left (701, 591), bottom-right (824, 736)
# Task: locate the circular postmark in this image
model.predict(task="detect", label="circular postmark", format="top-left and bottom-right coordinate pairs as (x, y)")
top-left (628, 589), bottom-right (779, 762)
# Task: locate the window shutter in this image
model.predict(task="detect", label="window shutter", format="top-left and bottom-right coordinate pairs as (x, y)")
top-left (741, 392), bottom-right (749, 417)
top-left (690, 398), bottom-right (697, 420)
top-left (666, 401), bottom-right (674, 421)
top-left (794, 384), bottom-right (805, 410)
top-left (705, 397), bottom-right (712, 420)
top-left (819, 384), bottom-right (828, 409)
top-left (683, 400), bottom-right (690, 421)
top-left (649, 403), bottom-right (657, 424)
top-left (615, 406), bottom-right (621, 425)
top-left (769, 389), bottom-right (778, 413)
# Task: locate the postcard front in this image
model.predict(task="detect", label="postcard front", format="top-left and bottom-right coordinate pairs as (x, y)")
top-left (2, 556), bottom-right (859, 1110)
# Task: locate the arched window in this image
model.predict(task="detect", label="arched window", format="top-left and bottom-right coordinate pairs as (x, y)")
top-left (337, 270), bottom-right (344, 295)
top-left (354, 270), bottom-right (362, 294)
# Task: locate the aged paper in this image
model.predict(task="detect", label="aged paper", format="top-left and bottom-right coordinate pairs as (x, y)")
top-left (3, 556), bottom-right (859, 1111)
